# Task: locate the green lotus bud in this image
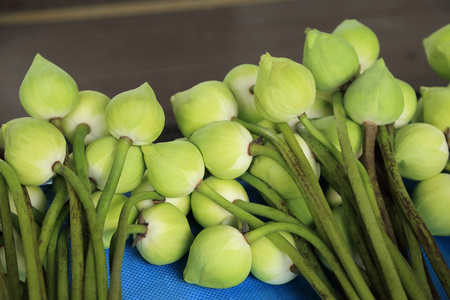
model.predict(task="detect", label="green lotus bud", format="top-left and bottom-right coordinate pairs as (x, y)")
top-left (250, 229), bottom-right (298, 285)
top-left (183, 224), bottom-right (252, 288)
top-left (62, 90), bottom-right (111, 145)
top-left (343, 59), bottom-right (404, 125)
top-left (223, 64), bottom-right (264, 123)
top-left (106, 83), bottom-right (164, 145)
top-left (131, 171), bottom-right (191, 215)
top-left (423, 24), bottom-right (450, 80)
top-left (91, 191), bottom-right (138, 248)
top-left (141, 139), bottom-right (205, 198)
top-left (2, 117), bottom-right (66, 186)
top-left (9, 185), bottom-right (47, 216)
top-left (421, 86), bottom-right (450, 132)
top-left (304, 115), bottom-right (364, 158)
top-left (191, 176), bottom-right (249, 228)
top-left (19, 53), bottom-right (79, 120)
top-left (412, 173), bottom-right (450, 236)
top-left (394, 123), bottom-right (448, 181)
top-left (394, 79), bottom-right (418, 129)
top-left (412, 96), bottom-right (424, 123)
top-left (85, 136), bottom-right (145, 193)
top-left (0, 125), bottom-right (5, 151)
top-left (189, 120), bottom-right (253, 180)
top-left (254, 53), bottom-right (316, 123)
top-left (170, 80), bottom-right (238, 138)
top-left (305, 92), bottom-right (333, 119)
top-left (0, 228), bottom-right (26, 282)
top-left (303, 29), bottom-right (359, 91)
top-left (135, 202), bottom-right (194, 265)
top-left (325, 186), bottom-right (342, 209)
top-left (332, 19), bottom-right (380, 74)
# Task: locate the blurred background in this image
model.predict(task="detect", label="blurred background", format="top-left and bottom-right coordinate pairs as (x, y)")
top-left (0, 0), bottom-right (449, 139)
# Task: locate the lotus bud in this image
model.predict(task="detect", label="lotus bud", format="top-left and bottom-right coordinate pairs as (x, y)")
top-left (412, 96), bottom-right (424, 123)
top-left (332, 19), bottom-right (380, 74)
top-left (85, 136), bottom-right (145, 193)
top-left (106, 83), bottom-right (164, 145)
top-left (0, 125), bottom-right (5, 151)
top-left (394, 123), bottom-right (448, 181)
top-left (303, 29), bottom-right (359, 91)
top-left (135, 202), bottom-right (194, 265)
top-left (91, 191), bottom-right (138, 248)
top-left (190, 176), bottom-right (249, 229)
top-left (305, 92), bottom-right (333, 119)
top-left (140, 139), bottom-right (205, 198)
top-left (183, 224), bottom-right (252, 288)
top-left (412, 173), bottom-right (450, 236)
top-left (2, 117), bottom-right (66, 186)
top-left (223, 64), bottom-right (264, 123)
top-left (254, 53), bottom-right (316, 123)
top-left (19, 53), bottom-right (79, 120)
top-left (394, 79), bottom-right (418, 129)
top-left (343, 59), bottom-right (404, 125)
top-left (131, 171), bottom-right (191, 215)
top-left (250, 229), bottom-right (298, 285)
top-left (302, 115), bottom-right (364, 158)
top-left (423, 24), bottom-right (450, 80)
top-left (189, 120), bottom-right (253, 179)
top-left (421, 86), bottom-right (450, 132)
top-left (170, 80), bottom-right (238, 138)
top-left (325, 186), bottom-right (342, 209)
top-left (9, 185), bottom-right (47, 216)
top-left (62, 90), bottom-right (111, 145)
top-left (0, 228), bottom-right (26, 282)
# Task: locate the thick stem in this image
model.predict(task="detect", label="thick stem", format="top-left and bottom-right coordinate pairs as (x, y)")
top-left (0, 259), bottom-right (9, 300)
top-left (377, 124), bottom-right (450, 298)
top-left (72, 123), bottom-right (91, 191)
top-left (333, 92), bottom-right (406, 299)
top-left (52, 162), bottom-right (108, 300)
top-left (0, 159), bottom-right (46, 300)
top-left (0, 174), bottom-right (20, 300)
top-left (56, 227), bottom-right (70, 300)
top-left (108, 191), bottom-right (165, 300)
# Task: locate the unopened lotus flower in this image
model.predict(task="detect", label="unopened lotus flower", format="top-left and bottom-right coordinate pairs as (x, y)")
top-left (135, 202), bottom-right (194, 265)
top-left (170, 80), bottom-right (238, 137)
top-left (2, 117), bottom-right (66, 186)
top-left (325, 186), bottom-right (342, 209)
top-left (92, 191), bottom-right (138, 249)
top-left (305, 92), bottom-right (333, 119)
top-left (250, 230), bottom-right (298, 285)
top-left (304, 115), bottom-right (364, 157)
top-left (412, 173), bottom-right (450, 236)
top-left (302, 29), bottom-right (359, 91)
top-left (106, 82), bottom-right (165, 145)
top-left (423, 24), bottom-right (450, 80)
top-left (85, 136), bottom-right (145, 193)
top-left (131, 171), bottom-right (191, 215)
top-left (343, 58), bottom-right (404, 125)
top-left (140, 139), bottom-right (205, 198)
top-left (189, 120), bottom-right (253, 179)
top-left (19, 53), bottom-right (79, 120)
top-left (183, 224), bottom-right (252, 288)
top-left (394, 123), bottom-right (448, 181)
top-left (223, 64), bottom-right (264, 123)
top-left (421, 86), bottom-right (450, 132)
top-left (332, 19), bottom-right (380, 74)
top-left (190, 176), bottom-right (249, 228)
top-left (394, 79), bottom-right (418, 129)
top-left (62, 90), bottom-right (111, 145)
top-left (254, 53), bottom-right (316, 123)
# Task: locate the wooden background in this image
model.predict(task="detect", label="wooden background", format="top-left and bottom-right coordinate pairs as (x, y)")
top-left (0, 0), bottom-right (449, 139)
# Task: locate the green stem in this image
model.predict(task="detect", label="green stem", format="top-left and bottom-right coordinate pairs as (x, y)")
top-left (377, 124), bottom-right (450, 298)
top-left (244, 221), bottom-right (358, 300)
top-left (108, 191), bottom-right (164, 300)
top-left (195, 180), bottom-right (342, 300)
top-left (46, 202), bottom-right (70, 300)
top-left (52, 162), bottom-right (108, 300)
top-left (56, 227), bottom-right (70, 300)
top-left (0, 174), bottom-right (20, 300)
top-left (0, 258), bottom-right (9, 300)
top-left (0, 160), bottom-right (46, 300)
top-left (333, 91), bottom-right (406, 299)
top-left (233, 199), bottom-right (300, 224)
top-left (72, 123), bottom-right (91, 191)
